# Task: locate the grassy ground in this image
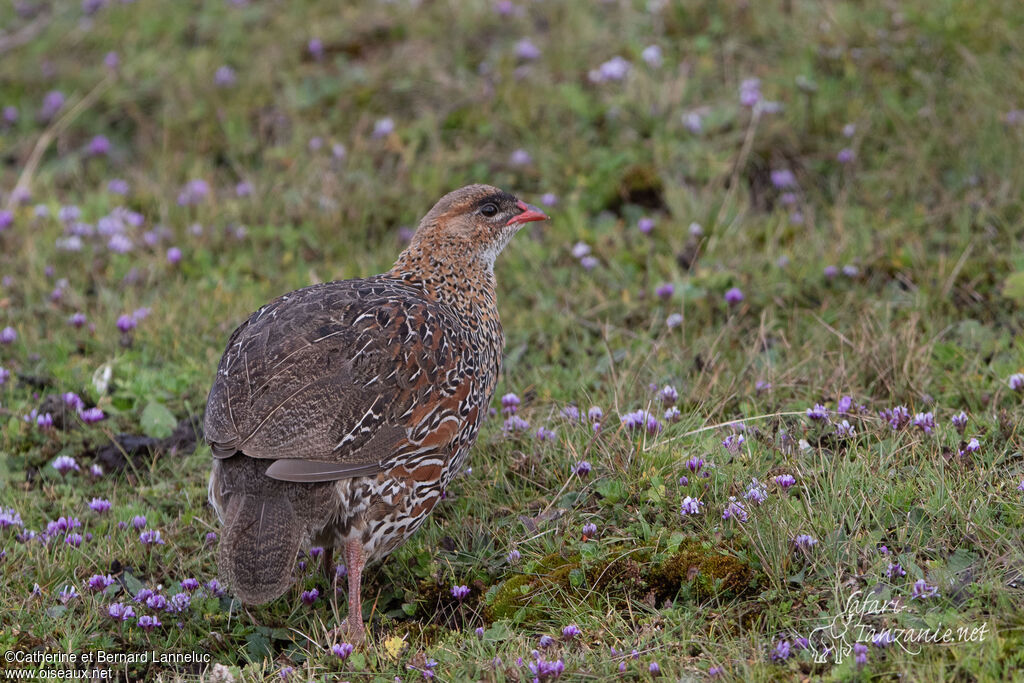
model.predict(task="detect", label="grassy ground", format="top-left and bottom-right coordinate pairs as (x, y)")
top-left (2, 0), bottom-right (1024, 680)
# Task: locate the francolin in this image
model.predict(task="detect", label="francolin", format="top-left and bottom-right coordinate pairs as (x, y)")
top-left (205, 185), bottom-right (547, 642)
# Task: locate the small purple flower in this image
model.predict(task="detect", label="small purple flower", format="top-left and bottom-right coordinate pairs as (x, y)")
top-left (770, 639), bottom-right (790, 661)
top-left (951, 411), bottom-right (968, 433)
top-left (145, 594), bottom-right (168, 610)
top-left (538, 635), bottom-right (554, 649)
top-left (116, 314), bottom-right (137, 333)
top-left (1009, 373), bottom-right (1024, 392)
top-left (641, 45), bottom-right (662, 68)
top-left (724, 287), bottom-right (744, 305)
top-left (88, 498), bottom-right (112, 513)
top-left (842, 264), bottom-right (859, 277)
top-left (680, 496), bottom-right (703, 516)
top-left (214, 65), bottom-right (237, 87)
top-left (806, 404), bottom-right (829, 421)
top-left (501, 393), bottom-right (521, 414)
top-left (40, 91), bottom-right (65, 121)
top-left (770, 169), bottom-right (797, 189)
top-left (80, 407), bottom-right (106, 424)
top-left (620, 409), bottom-right (661, 434)
top-left (664, 406), bottom-right (681, 422)
top-left (659, 385), bottom-right (679, 405)
top-left (0, 210), bottom-right (12, 232)
top-left (0, 508), bottom-right (23, 528)
top-left (181, 578), bottom-right (200, 592)
top-left (873, 630), bottom-right (895, 647)
top-left (588, 406), bottom-right (603, 422)
top-left (503, 415), bottom-right (530, 433)
top-left (451, 584), bottom-right (470, 601)
top-left (881, 405), bottom-right (911, 430)
top-left (573, 461), bottom-right (592, 477)
top-left (853, 642), bottom-right (868, 665)
top-left (709, 667), bottom-right (723, 677)
top-left (509, 148), bottom-right (532, 166)
top-left (53, 456), bottom-right (80, 475)
top-left (107, 179), bottom-right (130, 195)
top-left (912, 412), bottom-right (935, 435)
top-left (739, 78), bottom-right (761, 107)
top-left (87, 135), bottom-right (111, 156)
top-left (0, 327), bottom-right (16, 344)
top-left (842, 123), bottom-right (856, 137)
top-left (108, 602), bottom-right (135, 621)
top-left (166, 247), bottom-right (182, 265)
top-left (837, 148), bottom-right (856, 164)
top-left (666, 313), bottom-right (683, 329)
top-left (774, 474), bottom-right (796, 489)
top-left (722, 497), bottom-right (748, 522)
top-left (571, 242), bottom-right (591, 259)
top-left (59, 586), bottom-right (79, 604)
top-left (540, 193), bottom-right (558, 206)
top-left (834, 419), bottom-right (855, 438)
top-left (168, 592), bottom-right (191, 612)
top-left (134, 589), bottom-right (155, 603)
top-left (139, 530), bottom-right (164, 546)
top-left (64, 532), bottom-right (83, 547)
top-left (637, 217), bottom-right (655, 234)
top-left (837, 395), bottom-right (853, 413)
top-left (138, 615), bottom-right (161, 631)
top-left (308, 38), bottom-right (324, 59)
top-left (655, 283), bottom-right (674, 300)
top-left (560, 405), bottom-right (580, 422)
top-left (581, 522), bottom-right (598, 538)
top-left (579, 255), bottom-right (599, 270)
top-left (722, 433), bottom-right (745, 454)
top-left (372, 117), bottom-right (395, 139)
top-left (300, 588), bottom-right (319, 606)
top-left (962, 437), bottom-right (981, 455)
top-left (743, 479), bottom-right (767, 505)
top-left (515, 39), bottom-right (541, 60)
top-left (594, 56), bottom-right (630, 82)
top-left (793, 534), bottom-right (818, 550)
top-left (561, 624), bottom-right (580, 639)
top-left (177, 178), bottom-right (210, 206)
top-left (507, 549), bottom-right (521, 563)
top-left (88, 574), bottom-right (114, 591)
top-left (132, 515), bottom-right (147, 530)
top-left (2, 106), bottom-right (17, 124)
top-left (332, 642), bottom-right (354, 660)
top-left (886, 562), bottom-right (907, 580)
top-left (475, 626), bottom-right (485, 639)
top-left (685, 457), bottom-right (704, 473)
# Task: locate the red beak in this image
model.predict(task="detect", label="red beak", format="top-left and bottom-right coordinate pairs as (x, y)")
top-left (506, 200), bottom-right (549, 226)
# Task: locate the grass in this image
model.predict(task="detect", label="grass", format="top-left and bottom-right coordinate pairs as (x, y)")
top-left (2, 0), bottom-right (1024, 680)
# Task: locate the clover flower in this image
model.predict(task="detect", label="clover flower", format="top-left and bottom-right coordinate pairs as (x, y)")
top-left (88, 574), bottom-right (114, 591)
top-left (332, 642), bottom-right (354, 660)
top-left (138, 615), bottom-right (161, 631)
top-left (666, 313), bottom-right (683, 329)
top-left (834, 420), bottom-right (855, 438)
top-left (146, 594), bottom-right (168, 610)
top-left (620, 409), bottom-right (661, 434)
top-left (108, 602), bottom-right (135, 621)
top-left (503, 415), bottom-right (530, 433)
top-left (139, 530), bottom-right (164, 545)
top-left (770, 639), bottom-right (790, 661)
top-left (853, 642), bottom-right (868, 665)
top-left (724, 287), bottom-right (744, 305)
top-left (59, 586), bottom-right (79, 604)
top-left (680, 497), bottom-right (703, 516)
top-left (80, 407), bottom-right (106, 424)
top-left (507, 549), bottom-right (521, 563)
top-left (132, 515), bottom-right (147, 530)
top-left (951, 411), bottom-right (968, 433)
top-left (1009, 374), bottom-right (1024, 392)
top-left (573, 461), bottom-right (592, 477)
top-left (774, 474), bottom-right (796, 489)
top-left (581, 522), bottom-right (598, 539)
top-left (887, 562), bottom-right (906, 579)
top-left (0, 508), bottom-right (23, 528)
top-left (722, 497), bottom-right (748, 522)
top-left (880, 405), bottom-right (911, 430)
top-left (536, 427), bottom-right (556, 441)
top-left (912, 412), bottom-right (935, 434)
top-left (450, 584), bottom-right (470, 601)
top-left (664, 406), bottom-right (681, 422)
top-left (793, 534), bottom-right (818, 550)
top-left (722, 433), bottom-right (745, 454)
top-left (1, 326), bottom-right (17, 344)
top-left (300, 588), bottom-right (319, 606)
top-left (743, 479), bottom-right (767, 505)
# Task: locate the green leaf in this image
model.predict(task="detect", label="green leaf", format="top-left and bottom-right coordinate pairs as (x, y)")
top-left (245, 632), bottom-right (271, 662)
top-left (666, 531), bottom-right (685, 554)
top-left (122, 571), bottom-right (144, 597)
top-left (401, 602), bottom-right (417, 616)
top-left (596, 479), bottom-right (627, 504)
top-left (140, 401), bottom-right (176, 439)
top-left (568, 568), bottom-right (585, 588)
top-left (1003, 272), bottom-right (1024, 304)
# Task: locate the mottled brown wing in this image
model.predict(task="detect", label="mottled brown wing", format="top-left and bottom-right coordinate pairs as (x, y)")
top-left (204, 277), bottom-right (461, 481)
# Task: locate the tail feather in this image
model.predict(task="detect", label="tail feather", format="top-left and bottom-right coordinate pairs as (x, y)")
top-left (219, 493), bottom-right (302, 604)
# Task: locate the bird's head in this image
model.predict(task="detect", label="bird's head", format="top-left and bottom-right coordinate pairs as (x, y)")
top-left (406, 184), bottom-right (548, 271)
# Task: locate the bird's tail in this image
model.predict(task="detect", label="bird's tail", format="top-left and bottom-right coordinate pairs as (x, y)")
top-left (218, 492), bottom-right (302, 604)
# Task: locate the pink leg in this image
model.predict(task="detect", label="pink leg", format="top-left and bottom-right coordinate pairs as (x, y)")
top-left (344, 538), bottom-right (366, 644)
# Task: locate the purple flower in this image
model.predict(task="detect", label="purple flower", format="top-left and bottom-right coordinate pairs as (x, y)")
top-left (475, 627), bottom-right (485, 639)
top-left (722, 497), bottom-right (748, 522)
top-left (588, 406), bottom-right (603, 422)
top-left (87, 135), bottom-right (111, 156)
top-left (834, 420), bottom-right (855, 438)
top-left (308, 38), bottom-right (324, 59)
top-left (873, 630), bottom-right (895, 647)
top-left (2, 106), bottom-right (17, 124)
top-left (836, 395), bottom-right (853, 413)
top-left (116, 314), bottom-right (137, 333)
top-left (528, 657), bottom-right (565, 679)
top-left (912, 412), bottom-right (935, 434)
top-left (177, 178), bottom-right (210, 206)
top-left (739, 78), bottom-right (762, 107)
top-left (655, 283), bottom-right (674, 300)
top-left (837, 148), bottom-right (855, 164)
top-left (88, 498), bottom-right (112, 513)
top-left (887, 562), bottom-right (907, 579)
top-left (561, 624), bottom-right (580, 639)
top-left (774, 474), bottom-right (796, 489)
top-left (658, 385), bottom-right (679, 405)
top-left (961, 437), bottom-right (980, 455)
top-left (0, 210), bottom-right (12, 232)
top-left (0, 326), bottom-right (16, 344)
top-left (683, 111), bottom-right (703, 133)
top-left (880, 405), bottom-right (911, 430)
top-left (571, 242), bottom-right (591, 259)
top-left (666, 313), bottom-right (683, 329)
top-left (637, 217), bottom-right (655, 234)
top-left (581, 522), bottom-right (598, 538)
top-left (951, 411), bottom-right (968, 433)
top-left (641, 45), bottom-right (663, 67)
top-left (40, 91), bottom-right (65, 121)
top-left (166, 247), bottom-right (183, 264)
top-left (332, 642), bottom-right (354, 660)
top-left (451, 584), bottom-right (470, 601)
top-left (139, 530), bottom-right (164, 545)
top-left (145, 594), bottom-right (168, 610)
top-left (168, 592), bottom-right (191, 612)
top-left (59, 586), bottom-right (79, 604)
top-left (503, 415), bottom-right (530, 433)
top-left (515, 39), bottom-right (541, 60)
top-left (743, 479), bottom-right (767, 505)
top-left (540, 193), bottom-right (558, 206)
top-left (103, 51), bottom-right (119, 70)
top-left (853, 642), bottom-right (868, 666)
top-left (501, 393), bottom-right (521, 414)
top-left (770, 639), bottom-right (790, 661)
top-left (107, 179), bottom-right (129, 195)
top-left (0, 508), bottom-right (22, 528)
top-left (80, 407), bottom-right (106, 424)
top-left (214, 65), bottom-right (237, 87)
top-left (806, 404), bottom-right (829, 421)
top-left (1017, 480), bottom-right (1024, 492)
top-left (573, 461), bottom-right (592, 477)
top-left (53, 456), bottom-right (80, 476)
top-left (724, 287), bottom-right (744, 305)
top-left (722, 433), bottom-right (745, 454)
top-left (793, 534), bottom-right (818, 550)
top-left (535, 428), bottom-right (556, 442)
top-left (685, 457), bottom-right (704, 473)
top-left (579, 255), bottom-right (599, 270)
top-left (108, 602), bottom-right (135, 621)
top-left (1009, 373), bottom-right (1024, 392)
top-left (593, 56), bottom-right (630, 82)
top-left (664, 406), bottom-right (681, 422)
top-left (538, 635), bottom-right (554, 648)
top-left (509, 148), bottom-right (532, 166)
top-left (138, 615), bottom-right (161, 631)
top-left (680, 496), bottom-right (703, 516)
top-left (560, 405), bottom-right (580, 422)
top-left (709, 666), bottom-right (723, 677)
top-left (770, 169), bottom-right (797, 189)
top-left (300, 588), bottom-right (319, 606)
top-left (842, 123), bottom-right (856, 137)
top-left (842, 264), bottom-right (859, 278)
top-left (180, 578), bottom-right (200, 592)
top-left (507, 549), bottom-right (521, 563)
top-left (64, 532), bottom-right (83, 547)
top-left (131, 515), bottom-right (147, 530)
top-left (88, 574), bottom-right (114, 591)
top-left (372, 117), bottom-right (395, 139)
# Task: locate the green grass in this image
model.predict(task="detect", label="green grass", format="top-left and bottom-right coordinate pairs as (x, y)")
top-left (2, 0), bottom-right (1024, 680)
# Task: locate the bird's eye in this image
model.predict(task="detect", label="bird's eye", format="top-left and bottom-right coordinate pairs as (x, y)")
top-left (480, 203), bottom-right (498, 217)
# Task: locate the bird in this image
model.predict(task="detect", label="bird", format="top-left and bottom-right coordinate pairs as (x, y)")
top-left (204, 184), bottom-right (548, 643)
